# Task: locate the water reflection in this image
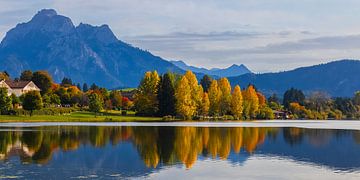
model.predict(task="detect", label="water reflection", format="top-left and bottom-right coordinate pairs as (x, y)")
top-left (1, 126), bottom-right (360, 178)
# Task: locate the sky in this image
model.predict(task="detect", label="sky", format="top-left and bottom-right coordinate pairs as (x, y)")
top-left (1, 0), bottom-right (360, 73)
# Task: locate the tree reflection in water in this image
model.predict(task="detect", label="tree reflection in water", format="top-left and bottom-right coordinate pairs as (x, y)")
top-left (0, 126), bottom-right (358, 169)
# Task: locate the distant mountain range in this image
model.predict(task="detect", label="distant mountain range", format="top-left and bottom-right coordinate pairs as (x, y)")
top-left (0, 9), bottom-right (184, 88)
top-left (171, 60), bottom-right (251, 77)
top-left (228, 60), bottom-right (360, 97)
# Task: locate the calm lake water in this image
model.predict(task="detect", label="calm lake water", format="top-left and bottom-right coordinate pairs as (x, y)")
top-left (1, 125), bottom-right (360, 179)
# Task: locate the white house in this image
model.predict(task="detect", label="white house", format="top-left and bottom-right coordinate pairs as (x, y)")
top-left (0, 80), bottom-right (41, 96)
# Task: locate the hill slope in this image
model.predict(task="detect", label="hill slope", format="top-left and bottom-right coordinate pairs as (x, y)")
top-left (228, 60), bottom-right (360, 97)
top-left (0, 9), bottom-right (183, 88)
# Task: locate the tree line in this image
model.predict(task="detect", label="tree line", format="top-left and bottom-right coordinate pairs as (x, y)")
top-left (134, 71), bottom-right (273, 120)
top-left (0, 70), bottom-right (133, 116)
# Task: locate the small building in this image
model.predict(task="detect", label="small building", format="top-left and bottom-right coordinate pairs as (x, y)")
top-left (273, 110), bottom-right (291, 119)
top-left (0, 80), bottom-right (40, 96)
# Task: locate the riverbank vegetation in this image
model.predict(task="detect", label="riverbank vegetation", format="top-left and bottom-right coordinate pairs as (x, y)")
top-left (1, 69), bottom-right (360, 121)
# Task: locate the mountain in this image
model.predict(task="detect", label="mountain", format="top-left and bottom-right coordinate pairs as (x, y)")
top-left (171, 60), bottom-right (251, 77)
top-left (228, 60), bottom-right (360, 97)
top-left (0, 9), bottom-right (183, 88)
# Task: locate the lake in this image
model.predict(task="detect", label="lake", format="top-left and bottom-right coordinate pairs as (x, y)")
top-left (1, 123), bottom-right (360, 179)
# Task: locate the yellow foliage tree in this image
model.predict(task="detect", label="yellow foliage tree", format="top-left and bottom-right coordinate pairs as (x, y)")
top-left (242, 85), bottom-right (259, 119)
top-left (218, 78), bottom-right (232, 115)
top-left (134, 71), bottom-right (160, 116)
top-left (208, 80), bottom-right (221, 116)
top-left (175, 76), bottom-right (196, 119)
top-left (257, 92), bottom-right (266, 107)
top-left (184, 71), bottom-right (203, 114)
top-left (231, 85), bottom-right (243, 120)
top-left (201, 92), bottom-right (210, 116)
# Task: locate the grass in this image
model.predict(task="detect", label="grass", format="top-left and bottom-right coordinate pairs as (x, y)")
top-left (0, 111), bottom-right (163, 122)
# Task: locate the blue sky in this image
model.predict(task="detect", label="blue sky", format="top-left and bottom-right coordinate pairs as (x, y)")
top-left (1, 0), bottom-right (360, 72)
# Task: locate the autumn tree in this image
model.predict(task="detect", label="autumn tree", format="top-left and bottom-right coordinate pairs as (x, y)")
top-left (184, 71), bottom-right (203, 114)
top-left (200, 75), bottom-right (213, 92)
top-left (134, 71), bottom-right (160, 116)
top-left (109, 90), bottom-right (122, 109)
top-left (218, 78), bottom-right (231, 115)
top-left (157, 73), bottom-right (176, 116)
top-left (200, 92), bottom-right (210, 116)
top-left (0, 71), bottom-right (10, 80)
top-left (23, 91), bottom-right (43, 116)
top-left (242, 85), bottom-right (259, 119)
top-left (0, 88), bottom-right (12, 114)
top-left (20, 70), bottom-right (33, 81)
top-left (32, 71), bottom-right (53, 95)
top-left (231, 85), bottom-right (243, 119)
top-left (175, 76), bottom-right (196, 119)
top-left (208, 80), bottom-right (221, 116)
top-left (257, 92), bottom-right (266, 107)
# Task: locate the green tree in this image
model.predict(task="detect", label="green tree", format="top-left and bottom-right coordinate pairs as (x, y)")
top-left (208, 80), bottom-right (221, 116)
top-left (61, 77), bottom-right (73, 87)
top-left (89, 93), bottom-right (104, 117)
top-left (283, 88), bottom-right (305, 109)
top-left (20, 70), bottom-right (33, 81)
top-left (218, 78), bottom-right (231, 115)
top-left (200, 75), bottom-right (213, 92)
top-left (175, 76), bottom-right (196, 119)
top-left (83, 83), bottom-right (89, 92)
top-left (134, 71), bottom-right (160, 116)
top-left (23, 91), bottom-right (43, 116)
top-left (0, 88), bottom-right (12, 114)
top-left (231, 85), bottom-right (243, 119)
top-left (158, 73), bottom-right (176, 116)
top-left (10, 93), bottom-right (20, 109)
top-left (354, 91), bottom-right (360, 106)
top-left (32, 71), bottom-right (53, 95)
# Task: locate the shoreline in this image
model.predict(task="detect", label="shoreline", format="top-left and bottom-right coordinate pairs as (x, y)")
top-left (1, 120), bottom-right (360, 130)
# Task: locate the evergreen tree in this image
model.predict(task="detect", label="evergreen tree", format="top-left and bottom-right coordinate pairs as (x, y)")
top-left (83, 83), bottom-right (89, 92)
top-left (158, 73), bottom-right (176, 116)
top-left (20, 70), bottom-right (33, 81)
top-left (283, 88), bottom-right (305, 109)
top-left (231, 85), bottom-right (243, 119)
top-left (200, 75), bottom-right (213, 92)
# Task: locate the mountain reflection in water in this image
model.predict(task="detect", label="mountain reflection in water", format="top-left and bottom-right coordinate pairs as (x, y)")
top-left (1, 126), bottom-right (360, 178)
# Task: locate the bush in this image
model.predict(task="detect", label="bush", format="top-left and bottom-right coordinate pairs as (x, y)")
top-left (13, 107), bottom-right (78, 116)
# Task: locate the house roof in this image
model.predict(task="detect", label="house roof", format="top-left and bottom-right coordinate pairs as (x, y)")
top-left (5, 80), bottom-right (32, 89)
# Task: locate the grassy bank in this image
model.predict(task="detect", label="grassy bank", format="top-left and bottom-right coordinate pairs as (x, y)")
top-left (0, 111), bottom-right (163, 122)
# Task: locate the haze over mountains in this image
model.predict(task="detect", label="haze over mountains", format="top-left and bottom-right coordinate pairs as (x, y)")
top-left (0, 9), bottom-right (183, 88)
top-left (0, 9), bottom-right (359, 97)
top-left (170, 60), bottom-right (251, 77)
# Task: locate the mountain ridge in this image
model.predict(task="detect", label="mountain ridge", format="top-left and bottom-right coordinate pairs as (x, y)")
top-left (0, 9), bottom-right (184, 88)
top-left (228, 59), bottom-right (360, 97)
top-left (170, 60), bottom-right (252, 77)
